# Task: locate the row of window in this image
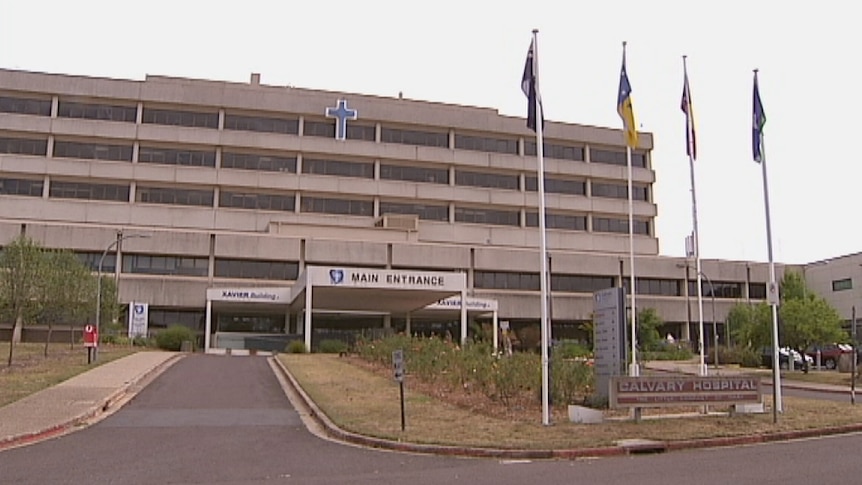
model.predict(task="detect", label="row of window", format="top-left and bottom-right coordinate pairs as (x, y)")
top-left (0, 176), bottom-right (648, 232)
top-left (474, 270), bottom-right (767, 298)
top-left (70, 252), bottom-right (769, 296)
top-left (0, 95), bottom-right (648, 165)
top-left (1, 137), bottom-right (649, 199)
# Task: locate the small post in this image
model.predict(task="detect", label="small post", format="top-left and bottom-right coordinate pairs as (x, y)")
top-left (393, 349), bottom-right (406, 431)
top-left (852, 306), bottom-right (857, 404)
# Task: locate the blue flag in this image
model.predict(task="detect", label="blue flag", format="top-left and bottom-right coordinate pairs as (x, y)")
top-left (521, 38), bottom-right (544, 132)
top-left (617, 47), bottom-right (637, 148)
top-left (752, 71), bottom-right (766, 163)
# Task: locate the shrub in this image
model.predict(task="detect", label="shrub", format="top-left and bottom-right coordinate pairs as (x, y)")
top-left (285, 340), bottom-right (307, 354)
top-left (318, 339), bottom-right (348, 354)
top-left (554, 341), bottom-right (592, 359)
top-left (155, 325), bottom-right (195, 351)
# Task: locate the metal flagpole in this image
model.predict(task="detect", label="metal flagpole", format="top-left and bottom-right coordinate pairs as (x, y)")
top-left (619, 41), bottom-right (638, 378)
top-left (753, 69), bottom-right (782, 420)
top-left (626, 144), bottom-right (638, 378)
top-left (682, 56), bottom-right (707, 376)
top-left (528, 29), bottom-right (551, 426)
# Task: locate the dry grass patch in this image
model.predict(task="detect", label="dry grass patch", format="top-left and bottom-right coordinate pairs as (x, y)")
top-left (280, 354), bottom-right (862, 450)
top-left (0, 343), bottom-right (138, 407)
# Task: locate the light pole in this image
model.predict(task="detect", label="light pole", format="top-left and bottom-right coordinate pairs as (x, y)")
top-left (698, 271), bottom-right (718, 368)
top-left (95, 231), bottom-right (150, 361)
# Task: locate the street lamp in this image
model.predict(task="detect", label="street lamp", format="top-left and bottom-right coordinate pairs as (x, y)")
top-left (698, 271), bottom-right (718, 368)
top-left (94, 231), bottom-right (150, 361)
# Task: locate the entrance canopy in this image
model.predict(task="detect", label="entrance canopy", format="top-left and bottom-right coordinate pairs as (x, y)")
top-left (289, 266), bottom-right (466, 314)
top-left (203, 266), bottom-right (495, 353)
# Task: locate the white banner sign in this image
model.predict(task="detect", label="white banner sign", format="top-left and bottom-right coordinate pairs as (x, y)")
top-left (128, 302), bottom-right (149, 338)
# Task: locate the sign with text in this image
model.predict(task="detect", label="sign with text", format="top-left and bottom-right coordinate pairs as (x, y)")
top-left (128, 302), bottom-right (149, 338)
top-left (610, 375), bottom-right (762, 408)
top-left (593, 287), bottom-right (627, 400)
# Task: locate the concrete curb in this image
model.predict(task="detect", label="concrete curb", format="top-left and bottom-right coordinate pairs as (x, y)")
top-left (0, 352), bottom-right (184, 452)
top-left (272, 356), bottom-right (862, 460)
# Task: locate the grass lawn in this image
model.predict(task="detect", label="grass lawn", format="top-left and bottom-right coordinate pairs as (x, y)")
top-left (0, 342), bottom-right (139, 407)
top-left (279, 354), bottom-right (862, 450)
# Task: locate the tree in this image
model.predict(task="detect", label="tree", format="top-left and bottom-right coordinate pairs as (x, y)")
top-left (728, 302), bottom-right (772, 351)
top-left (0, 236), bottom-right (50, 366)
top-left (637, 308), bottom-right (663, 351)
top-left (35, 250), bottom-right (96, 357)
top-left (780, 269), bottom-right (809, 302)
top-left (779, 295), bottom-right (846, 354)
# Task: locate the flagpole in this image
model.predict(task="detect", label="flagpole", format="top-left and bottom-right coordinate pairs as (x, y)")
top-left (682, 56), bottom-right (707, 376)
top-left (529, 29), bottom-right (551, 426)
top-left (618, 41), bottom-right (639, 378)
top-left (754, 69), bottom-right (782, 420)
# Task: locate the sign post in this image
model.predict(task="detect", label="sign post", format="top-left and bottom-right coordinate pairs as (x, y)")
top-left (393, 349), bottom-right (406, 431)
top-left (83, 324), bottom-right (98, 364)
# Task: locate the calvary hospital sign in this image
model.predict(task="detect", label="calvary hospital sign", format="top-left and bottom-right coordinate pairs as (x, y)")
top-left (610, 375), bottom-right (762, 408)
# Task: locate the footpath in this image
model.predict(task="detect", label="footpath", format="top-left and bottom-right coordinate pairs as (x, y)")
top-left (0, 352), bottom-right (858, 457)
top-left (0, 351), bottom-right (181, 451)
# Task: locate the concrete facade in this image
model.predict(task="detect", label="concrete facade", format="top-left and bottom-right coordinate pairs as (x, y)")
top-left (0, 68), bottom-right (798, 348)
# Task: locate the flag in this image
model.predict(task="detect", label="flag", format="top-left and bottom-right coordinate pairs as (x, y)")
top-left (617, 47), bottom-right (638, 147)
top-left (752, 71), bottom-right (766, 163)
top-left (680, 68), bottom-right (697, 160)
top-left (521, 38), bottom-right (544, 132)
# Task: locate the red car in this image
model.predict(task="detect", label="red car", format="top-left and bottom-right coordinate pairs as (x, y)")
top-left (805, 343), bottom-right (853, 370)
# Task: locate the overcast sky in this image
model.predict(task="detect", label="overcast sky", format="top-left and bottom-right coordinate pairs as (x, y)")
top-left (2, 1), bottom-right (857, 265)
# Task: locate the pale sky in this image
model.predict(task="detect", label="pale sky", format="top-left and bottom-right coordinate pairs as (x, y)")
top-left (2, 1), bottom-right (858, 265)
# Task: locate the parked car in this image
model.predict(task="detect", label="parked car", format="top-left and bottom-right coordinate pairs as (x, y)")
top-left (761, 346), bottom-right (813, 370)
top-left (805, 343), bottom-right (853, 370)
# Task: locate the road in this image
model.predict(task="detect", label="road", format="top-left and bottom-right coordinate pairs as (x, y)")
top-left (2, 355), bottom-right (862, 485)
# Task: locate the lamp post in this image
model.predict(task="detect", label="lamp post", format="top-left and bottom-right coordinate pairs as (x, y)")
top-left (698, 271), bottom-right (718, 368)
top-left (95, 231), bottom-right (150, 361)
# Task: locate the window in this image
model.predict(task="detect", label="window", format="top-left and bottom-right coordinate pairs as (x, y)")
top-left (454, 134), bottom-right (518, 155)
top-left (379, 163), bottom-right (448, 184)
top-left (223, 114), bottom-right (299, 134)
top-left (454, 170), bottom-right (519, 190)
top-left (136, 186), bottom-right (214, 207)
top-left (302, 158), bottom-right (373, 178)
top-left (0, 95), bottom-right (51, 116)
top-left (380, 127), bottom-right (448, 147)
top-left (123, 254), bottom-right (208, 276)
top-left (141, 108), bottom-right (218, 129)
top-left (0, 177), bottom-right (43, 197)
top-left (525, 212), bottom-right (586, 231)
top-left (214, 258), bottom-right (299, 280)
top-left (75, 251), bottom-right (116, 273)
top-left (832, 278), bottom-right (853, 292)
top-left (474, 271), bottom-right (540, 290)
top-left (524, 176), bottom-right (586, 195)
top-left (552, 274), bottom-right (615, 293)
top-left (0, 137), bottom-right (48, 156)
top-left (221, 152), bottom-right (296, 173)
top-left (749, 283), bottom-right (767, 299)
top-left (57, 101), bottom-right (137, 122)
top-left (138, 146), bottom-right (216, 167)
top-left (379, 201), bottom-right (449, 221)
top-left (219, 190), bottom-right (295, 212)
top-left (300, 196), bottom-right (373, 216)
top-left (688, 280), bottom-right (744, 299)
top-left (593, 217), bottom-right (650, 235)
top-left (454, 207), bottom-right (519, 226)
top-left (525, 142), bottom-right (584, 161)
top-left (303, 120), bottom-right (375, 141)
top-left (591, 149), bottom-right (647, 168)
top-left (49, 181), bottom-right (129, 201)
top-left (592, 182), bottom-right (648, 201)
top-left (148, 309), bottom-right (205, 331)
top-left (624, 278), bottom-right (681, 296)
top-left (53, 141), bottom-right (133, 162)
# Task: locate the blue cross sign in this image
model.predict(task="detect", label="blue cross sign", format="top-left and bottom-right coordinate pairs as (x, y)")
top-left (325, 99), bottom-right (358, 141)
